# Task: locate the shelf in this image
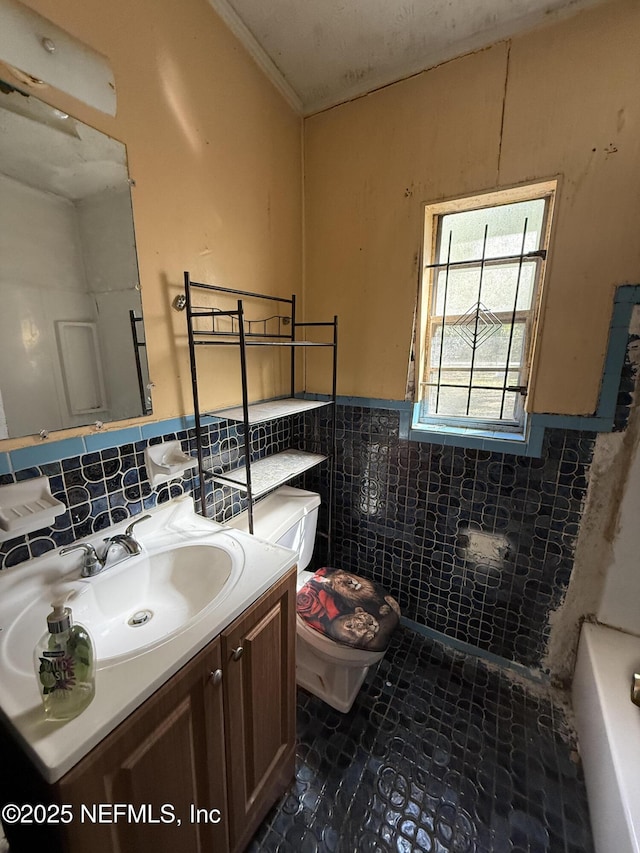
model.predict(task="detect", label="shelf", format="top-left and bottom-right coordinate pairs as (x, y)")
top-left (208, 449), bottom-right (327, 498)
top-left (183, 273), bottom-right (336, 558)
top-left (205, 398), bottom-right (332, 424)
top-left (144, 440), bottom-right (197, 486)
top-left (0, 477), bottom-right (66, 542)
top-left (194, 339), bottom-right (334, 347)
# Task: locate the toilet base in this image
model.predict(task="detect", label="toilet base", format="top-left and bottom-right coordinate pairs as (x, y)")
top-left (295, 638), bottom-right (372, 713)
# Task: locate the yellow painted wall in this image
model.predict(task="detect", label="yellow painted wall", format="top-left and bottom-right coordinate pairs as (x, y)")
top-left (0, 0), bottom-right (302, 450)
top-left (304, 0), bottom-right (640, 414)
top-left (3, 0), bottom-right (639, 451)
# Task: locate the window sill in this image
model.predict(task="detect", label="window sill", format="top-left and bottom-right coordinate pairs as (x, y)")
top-left (406, 409), bottom-right (545, 457)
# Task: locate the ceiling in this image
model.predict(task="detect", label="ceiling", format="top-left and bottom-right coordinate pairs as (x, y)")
top-left (208, 0), bottom-right (609, 115)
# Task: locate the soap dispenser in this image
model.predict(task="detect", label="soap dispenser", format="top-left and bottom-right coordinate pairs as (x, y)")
top-left (34, 600), bottom-right (95, 721)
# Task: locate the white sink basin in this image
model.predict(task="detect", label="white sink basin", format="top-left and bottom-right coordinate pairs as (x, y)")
top-left (3, 540), bottom-right (239, 673)
top-left (0, 496), bottom-right (298, 783)
top-left (70, 543), bottom-right (234, 663)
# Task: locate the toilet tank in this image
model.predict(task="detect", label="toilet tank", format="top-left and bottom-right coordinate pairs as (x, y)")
top-left (226, 486), bottom-right (320, 572)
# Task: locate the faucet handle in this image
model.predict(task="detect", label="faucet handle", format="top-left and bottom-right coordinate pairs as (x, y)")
top-left (60, 542), bottom-right (98, 558)
top-left (59, 543), bottom-right (102, 576)
top-left (124, 514), bottom-right (152, 537)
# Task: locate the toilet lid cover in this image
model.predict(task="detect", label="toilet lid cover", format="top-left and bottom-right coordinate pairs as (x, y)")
top-left (296, 567), bottom-right (400, 652)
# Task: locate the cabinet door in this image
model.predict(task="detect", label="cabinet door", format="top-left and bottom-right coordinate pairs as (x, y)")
top-left (57, 638), bottom-right (228, 853)
top-left (222, 569), bottom-right (296, 852)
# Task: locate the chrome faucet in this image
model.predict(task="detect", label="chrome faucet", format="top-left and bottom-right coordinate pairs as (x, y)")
top-left (60, 514), bottom-right (152, 578)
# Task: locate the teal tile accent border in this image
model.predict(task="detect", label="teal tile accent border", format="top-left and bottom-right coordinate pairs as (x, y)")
top-left (2, 416), bottom-right (198, 474)
top-left (1, 283), bottom-right (637, 473)
top-left (306, 284), bottom-right (640, 455)
top-left (10, 438), bottom-right (85, 471)
top-left (400, 616), bottom-right (549, 685)
top-left (410, 282), bottom-right (640, 451)
top-left (303, 394), bottom-right (547, 455)
top-left (84, 426), bottom-right (142, 451)
top-left (613, 284), bottom-right (640, 303)
top-left (408, 406), bottom-right (546, 456)
top-left (302, 392), bottom-right (413, 412)
top-left (528, 413), bottom-right (613, 431)
top-left (140, 416), bottom-right (195, 439)
top-left (610, 299), bottom-right (633, 329)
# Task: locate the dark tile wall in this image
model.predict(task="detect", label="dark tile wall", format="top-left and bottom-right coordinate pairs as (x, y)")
top-left (0, 416), bottom-right (293, 571)
top-left (301, 406), bottom-right (595, 671)
top-left (0, 403), bottom-right (595, 674)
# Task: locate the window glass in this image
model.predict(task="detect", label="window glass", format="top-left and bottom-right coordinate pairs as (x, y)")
top-left (417, 187), bottom-right (554, 431)
top-left (437, 199), bottom-right (546, 263)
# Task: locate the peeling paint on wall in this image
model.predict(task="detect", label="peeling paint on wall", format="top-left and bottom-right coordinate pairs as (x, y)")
top-left (544, 309), bottom-right (640, 684)
top-left (615, 306), bottom-right (640, 429)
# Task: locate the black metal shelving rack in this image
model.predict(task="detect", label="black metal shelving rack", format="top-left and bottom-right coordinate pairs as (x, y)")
top-left (182, 271), bottom-right (338, 562)
top-left (129, 310), bottom-right (152, 416)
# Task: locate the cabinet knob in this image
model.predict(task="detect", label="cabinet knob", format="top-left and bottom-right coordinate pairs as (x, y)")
top-left (209, 669), bottom-right (223, 686)
top-left (231, 646), bottom-right (244, 662)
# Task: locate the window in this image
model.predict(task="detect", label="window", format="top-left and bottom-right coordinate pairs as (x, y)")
top-left (415, 182), bottom-right (556, 435)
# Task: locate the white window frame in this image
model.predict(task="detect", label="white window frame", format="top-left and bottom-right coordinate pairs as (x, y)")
top-left (415, 181), bottom-right (556, 436)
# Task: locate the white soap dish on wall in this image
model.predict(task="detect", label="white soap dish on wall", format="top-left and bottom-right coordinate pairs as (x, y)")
top-left (0, 477), bottom-right (66, 542)
top-left (144, 441), bottom-right (198, 487)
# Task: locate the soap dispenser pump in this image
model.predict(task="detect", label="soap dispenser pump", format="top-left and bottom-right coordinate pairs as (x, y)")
top-left (34, 600), bottom-right (95, 721)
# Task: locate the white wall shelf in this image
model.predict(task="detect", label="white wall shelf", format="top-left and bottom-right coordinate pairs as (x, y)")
top-left (144, 440), bottom-right (197, 487)
top-left (181, 273), bottom-right (337, 560)
top-left (205, 398), bottom-right (332, 424)
top-left (209, 450), bottom-right (327, 498)
top-left (0, 476), bottom-right (65, 541)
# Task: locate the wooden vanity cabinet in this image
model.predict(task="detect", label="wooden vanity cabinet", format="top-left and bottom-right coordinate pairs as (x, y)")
top-left (58, 635), bottom-right (228, 853)
top-left (222, 567), bottom-right (296, 851)
top-left (3, 569), bottom-right (296, 853)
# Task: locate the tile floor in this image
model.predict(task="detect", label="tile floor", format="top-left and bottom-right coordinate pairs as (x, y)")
top-left (250, 628), bottom-right (593, 853)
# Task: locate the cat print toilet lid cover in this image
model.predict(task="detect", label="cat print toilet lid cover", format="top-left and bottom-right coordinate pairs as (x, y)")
top-left (296, 567), bottom-right (400, 652)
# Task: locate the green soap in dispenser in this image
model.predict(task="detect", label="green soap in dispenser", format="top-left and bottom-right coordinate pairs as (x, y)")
top-left (34, 600), bottom-right (95, 721)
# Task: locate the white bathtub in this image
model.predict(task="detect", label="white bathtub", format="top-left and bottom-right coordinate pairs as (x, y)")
top-left (573, 623), bottom-right (640, 853)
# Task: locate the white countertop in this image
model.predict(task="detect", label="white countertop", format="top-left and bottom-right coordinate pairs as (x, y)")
top-left (0, 496), bottom-right (297, 784)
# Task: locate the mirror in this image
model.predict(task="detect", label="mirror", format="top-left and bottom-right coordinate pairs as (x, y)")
top-left (0, 81), bottom-right (151, 440)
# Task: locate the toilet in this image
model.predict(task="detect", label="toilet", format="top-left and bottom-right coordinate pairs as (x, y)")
top-left (227, 486), bottom-right (399, 712)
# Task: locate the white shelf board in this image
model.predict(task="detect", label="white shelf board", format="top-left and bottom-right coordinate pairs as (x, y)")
top-left (205, 398), bottom-right (332, 424)
top-left (0, 476), bottom-right (66, 542)
top-left (209, 449), bottom-right (327, 497)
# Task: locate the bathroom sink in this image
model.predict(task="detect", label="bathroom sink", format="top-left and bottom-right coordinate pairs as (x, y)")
top-left (0, 495), bottom-right (299, 783)
top-left (3, 541), bottom-right (237, 673)
top-left (69, 543), bottom-right (234, 663)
